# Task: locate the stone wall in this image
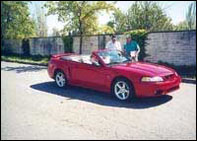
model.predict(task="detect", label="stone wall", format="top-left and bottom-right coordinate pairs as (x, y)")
top-left (2, 30), bottom-right (196, 66)
top-left (72, 34), bottom-right (127, 54)
top-left (29, 37), bottom-right (64, 56)
top-left (72, 31), bottom-right (196, 66)
top-left (144, 31), bottom-right (196, 65)
top-left (2, 37), bottom-right (65, 56)
top-left (3, 39), bottom-right (23, 54)
top-left (73, 36), bottom-right (99, 54)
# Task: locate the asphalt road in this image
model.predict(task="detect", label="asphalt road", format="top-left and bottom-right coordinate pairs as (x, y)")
top-left (1, 61), bottom-right (196, 140)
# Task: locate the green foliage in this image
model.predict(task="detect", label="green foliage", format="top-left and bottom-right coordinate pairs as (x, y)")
top-left (22, 39), bottom-right (30, 56)
top-left (174, 21), bottom-right (189, 30)
top-left (45, 1), bottom-right (115, 35)
top-left (1, 46), bottom-right (12, 55)
top-left (97, 25), bottom-right (115, 34)
top-left (1, 1), bottom-right (36, 40)
top-left (109, 8), bottom-right (127, 33)
top-left (127, 1), bottom-right (174, 31)
top-left (1, 54), bottom-right (50, 65)
top-left (124, 29), bottom-right (148, 61)
top-left (44, 1), bottom-right (115, 54)
top-left (62, 36), bottom-right (73, 53)
top-left (109, 1), bottom-right (174, 33)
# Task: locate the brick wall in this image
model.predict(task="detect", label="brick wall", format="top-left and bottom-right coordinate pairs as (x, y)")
top-left (3, 39), bottom-right (23, 54)
top-left (144, 31), bottom-right (196, 65)
top-left (72, 31), bottom-right (196, 66)
top-left (29, 37), bottom-right (64, 56)
top-left (2, 30), bottom-right (196, 66)
top-left (2, 37), bottom-right (65, 56)
top-left (73, 36), bottom-right (98, 54)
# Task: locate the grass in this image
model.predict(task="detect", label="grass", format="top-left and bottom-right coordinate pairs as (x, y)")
top-left (1, 54), bottom-right (50, 66)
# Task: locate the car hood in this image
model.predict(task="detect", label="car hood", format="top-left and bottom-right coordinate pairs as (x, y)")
top-left (111, 62), bottom-right (174, 76)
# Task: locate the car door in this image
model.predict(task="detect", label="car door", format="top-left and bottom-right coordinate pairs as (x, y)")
top-left (70, 62), bottom-right (111, 91)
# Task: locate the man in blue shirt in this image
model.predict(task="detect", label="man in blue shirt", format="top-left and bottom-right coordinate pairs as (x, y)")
top-left (124, 35), bottom-right (140, 61)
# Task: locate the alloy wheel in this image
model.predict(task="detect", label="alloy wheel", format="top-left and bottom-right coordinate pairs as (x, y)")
top-left (55, 71), bottom-right (66, 87)
top-left (114, 81), bottom-right (130, 100)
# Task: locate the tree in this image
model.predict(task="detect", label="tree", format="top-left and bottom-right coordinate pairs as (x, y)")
top-left (33, 3), bottom-right (48, 37)
top-left (52, 27), bottom-right (60, 36)
top-left (174, 21), bottom-right (188, 30)
top-left (109, 1), bottom-right (173, 32)
top-left (108, 8), bottom-right (127, 33)
top-left (1, 1), bottom-right (36, 40)
top-left (174, 1), bottom-right (196, 30)
top-left (97, 25), bottom-right (115, 34)
top-left (127, 1), bottom-right (173, 31)
top-left (44, 1), bottom-right (115, 54)
top-left (186, 1), bottom-right (196, 30)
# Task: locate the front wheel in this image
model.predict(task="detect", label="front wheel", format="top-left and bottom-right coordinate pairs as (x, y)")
top-left (112, 78), bottom-right (135, 101)
top-left (55, 71), bottom-right (66, 88)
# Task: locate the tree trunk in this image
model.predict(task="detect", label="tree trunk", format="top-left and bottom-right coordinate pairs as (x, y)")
top-left (79, 33), bottom-right (83, 54)
top-left (79, 19), bottom-right (83, 54)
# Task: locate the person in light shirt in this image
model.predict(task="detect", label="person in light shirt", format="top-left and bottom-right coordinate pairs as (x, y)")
top-left (105, 35), bottom-right (122, 52)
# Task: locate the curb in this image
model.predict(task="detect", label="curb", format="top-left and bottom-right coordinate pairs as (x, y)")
top-left (182, 78), bottom-right (196, 84)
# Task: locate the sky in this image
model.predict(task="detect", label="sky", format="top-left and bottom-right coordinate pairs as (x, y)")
top-left (28, 1), bottom-right (194, 35)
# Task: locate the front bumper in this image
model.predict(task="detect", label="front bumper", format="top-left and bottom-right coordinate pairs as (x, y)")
top-left (135, 75), bottom-right (181, 98)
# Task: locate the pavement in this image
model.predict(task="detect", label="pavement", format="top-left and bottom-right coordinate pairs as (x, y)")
top-left (1, 61), bottom-right (196, 140)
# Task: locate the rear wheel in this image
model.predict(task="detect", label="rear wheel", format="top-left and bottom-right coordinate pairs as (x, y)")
top-left (112, 78), bottom-right (135, 101)
top-left (55, 71), bottom-right (66, 88)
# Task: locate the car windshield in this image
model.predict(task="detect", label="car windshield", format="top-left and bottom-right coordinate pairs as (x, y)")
top-left (97, 50), bottom-right (131, 65)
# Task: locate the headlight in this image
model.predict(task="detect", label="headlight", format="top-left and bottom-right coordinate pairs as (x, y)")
top-left (141, 76), bottom-right (164, 82)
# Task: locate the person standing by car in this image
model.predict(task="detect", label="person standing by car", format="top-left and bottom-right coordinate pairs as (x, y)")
top-left (124, 35), bottom-right (140, 61)
top-left (106, 35), bottom-right (122, 52)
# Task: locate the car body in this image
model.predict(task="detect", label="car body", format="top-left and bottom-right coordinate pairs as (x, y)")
top-left (48, 49), bottom-right (181, 101)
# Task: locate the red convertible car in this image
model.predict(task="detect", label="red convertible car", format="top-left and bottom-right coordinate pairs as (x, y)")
top-left (48, 49), bottom-right (181, 101)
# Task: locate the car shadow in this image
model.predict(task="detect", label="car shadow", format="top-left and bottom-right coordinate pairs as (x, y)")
top-left (30, 81), bottom-right (173, 109)
top-left (1, 65), bottom-right (47, 73)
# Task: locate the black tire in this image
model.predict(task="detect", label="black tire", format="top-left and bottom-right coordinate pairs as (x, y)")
top-left (111, 77), bottom-right (135, 101)
top-left (55, 70), bottom-right (67, 88)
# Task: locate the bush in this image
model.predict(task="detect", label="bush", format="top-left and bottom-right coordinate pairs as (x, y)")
top-left (22, 38), bottom-right (30, 56)
top-left (1, 45), bottom-right (13, 55)
top-left (1, 46), bottom-right (6, 54)
top-left (158, 61), bottom-right (196, 78)
top-left (124, 29), bottom-right (148, 61)
top-left (62, 36), bottom-right (73, 53)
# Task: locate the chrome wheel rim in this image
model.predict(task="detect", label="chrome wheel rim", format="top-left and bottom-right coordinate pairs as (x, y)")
top-left (55, 72), bottom-right (66, 87)
top-left (114, 81), bottom-right (130, 100)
